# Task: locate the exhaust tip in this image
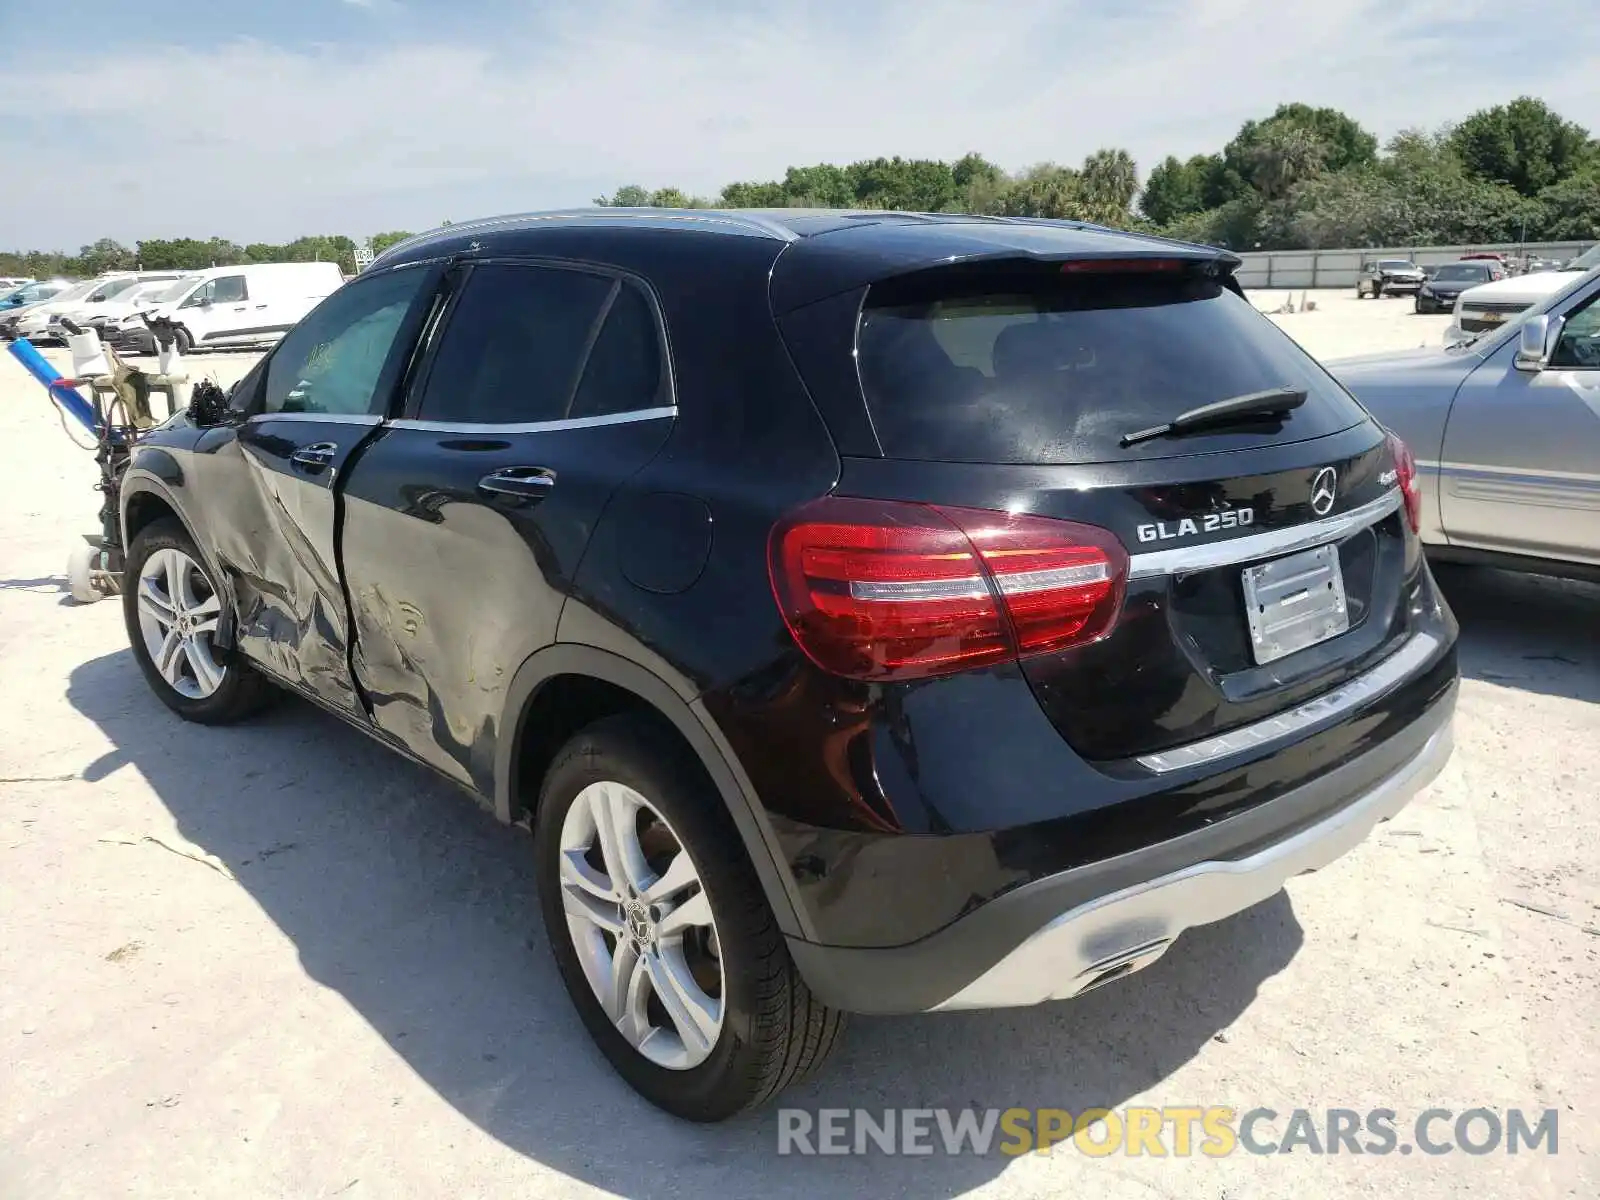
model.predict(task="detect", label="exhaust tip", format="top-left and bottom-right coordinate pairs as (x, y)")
top-left (1071, 938), bottom-right (1174, 997)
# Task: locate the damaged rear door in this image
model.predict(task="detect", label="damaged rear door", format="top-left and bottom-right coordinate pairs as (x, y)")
top-left (204, 263), bottom-right (440, 712)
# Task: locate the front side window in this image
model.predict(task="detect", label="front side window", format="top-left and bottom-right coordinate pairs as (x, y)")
top-left (213, 275), bottom-right (248, 303)
top-left (262, 266), bottom-right (430, 416)
top-left (180, 282), bottom-right (212, 309)
top-left (417, 263), bottom-right (632, 425)
top-left (1550, 293), bottom-right (1600, 369)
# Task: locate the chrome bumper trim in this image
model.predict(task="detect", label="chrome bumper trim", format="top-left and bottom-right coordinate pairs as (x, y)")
top-left (932, 722), bottom-right (1453, 1011)
top-left (1135, 630), bottom-right (1442, 774)
top-left (1127, 489), bottom-right (1401, 579)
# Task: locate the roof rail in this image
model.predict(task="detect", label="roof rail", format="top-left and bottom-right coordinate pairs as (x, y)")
top-left (370, 207), bottom-right (797, 268)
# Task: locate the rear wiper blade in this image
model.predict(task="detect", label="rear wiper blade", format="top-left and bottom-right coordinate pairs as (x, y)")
top-left (1120, 387), bottom-right (1307, 448)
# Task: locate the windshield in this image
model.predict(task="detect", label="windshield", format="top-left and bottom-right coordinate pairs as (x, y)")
top-left (1432, 265), bottom-right (1488, 282)
top-left (48, 280), bottom-right (102, 304)
top-left (148, 278), bottom-right (196, 304)
top-left (92, 277), bottom-right (143, 300)
top-left (1378, 260), bottom-right (1414, 270)
top-left (125, 280), bottom-right (181, 303)
top-left (1567, 245), bottom-right (1600, 271)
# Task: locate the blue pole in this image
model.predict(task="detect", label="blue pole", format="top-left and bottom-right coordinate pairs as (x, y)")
top-left (6, 336), bottom-right (100, 435)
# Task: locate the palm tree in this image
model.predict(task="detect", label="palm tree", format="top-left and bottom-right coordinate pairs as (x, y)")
top-left (1248, 126), bottom-right (1327, 201)
top-left (1079, 148), bottom-right (1139, 224)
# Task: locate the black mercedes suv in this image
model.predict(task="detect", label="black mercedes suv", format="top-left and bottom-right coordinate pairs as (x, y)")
top-left (117, 209), bottom-right (1458, 1121)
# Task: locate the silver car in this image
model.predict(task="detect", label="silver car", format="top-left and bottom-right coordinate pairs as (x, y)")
top-left (1330, 264), bottom-right (1600, 580)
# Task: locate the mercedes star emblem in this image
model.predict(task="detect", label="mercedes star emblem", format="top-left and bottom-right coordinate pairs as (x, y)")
top-left (1310, 467), bottom-right (1338, 516)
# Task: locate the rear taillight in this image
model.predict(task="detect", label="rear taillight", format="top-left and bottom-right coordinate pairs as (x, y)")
top-left (768, 497), bottom-right (1127, 681)
top-left (1060, 257), bottom-right (1186, 274)
top-left (1387, 432), bottom-right (1422, 533)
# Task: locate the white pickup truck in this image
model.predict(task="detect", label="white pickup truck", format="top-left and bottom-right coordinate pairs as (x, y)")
top-left (1448, 244), bottom-right (1600, 342)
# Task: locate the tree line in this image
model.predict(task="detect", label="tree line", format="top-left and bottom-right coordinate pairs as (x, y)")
top-left (4, 95), bottom-right (1594, 281)
top-left (597, 96), bottom-right (1596, 250)
top-left (0, 231), bottom-right (419, 282)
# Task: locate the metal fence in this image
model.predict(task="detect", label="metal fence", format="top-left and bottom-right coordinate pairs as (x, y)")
top-left (1234, 241), bottom-right (1594, 290)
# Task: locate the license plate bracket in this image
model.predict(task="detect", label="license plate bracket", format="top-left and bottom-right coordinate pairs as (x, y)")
top-left (1241, 543), bottom-right (1349, 665)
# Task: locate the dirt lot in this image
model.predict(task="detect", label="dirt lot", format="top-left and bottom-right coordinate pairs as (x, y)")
top-left (2, 303), bottom-right (1596, 1199)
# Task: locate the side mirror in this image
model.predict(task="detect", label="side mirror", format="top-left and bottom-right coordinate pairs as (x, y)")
top-left (1514, 315), bottom-right (1552, 373)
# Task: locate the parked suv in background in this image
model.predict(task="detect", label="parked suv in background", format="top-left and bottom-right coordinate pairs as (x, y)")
top-left (1358, 258), bottom-right (1425, 298)
top-left (117, 210), bottom-right (1459, 1120)
top-left (1414, 261), bottom-right (1499, 313)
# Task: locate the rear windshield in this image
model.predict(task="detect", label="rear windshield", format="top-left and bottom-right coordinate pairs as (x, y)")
top-left (855, 269), bottom-right (1368, 464)
top-left (1433, 264), bottom-right (1488, 282)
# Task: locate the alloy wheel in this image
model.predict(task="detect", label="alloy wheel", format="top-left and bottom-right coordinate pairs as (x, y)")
top-left (136, 547), bottom-right (226, 700)
top-left (558, 780), bottom-right (725, 1070)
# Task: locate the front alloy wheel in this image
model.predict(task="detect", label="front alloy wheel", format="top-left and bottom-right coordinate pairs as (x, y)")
top-left (123, 518), bottom-right (276, 724)
top-left (559, 780), bottom-right (724, 1070)
top-left (135, 547), bottom-right (226, 699)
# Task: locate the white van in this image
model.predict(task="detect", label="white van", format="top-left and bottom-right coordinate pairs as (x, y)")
top-left (137, 262), bottom-right (345, 352)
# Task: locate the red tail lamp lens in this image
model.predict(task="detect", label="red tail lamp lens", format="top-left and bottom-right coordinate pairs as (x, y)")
top-left (768, 497), bottom-right (1128, 681)
top-left (1386, 432), bottom-right (1422, 533)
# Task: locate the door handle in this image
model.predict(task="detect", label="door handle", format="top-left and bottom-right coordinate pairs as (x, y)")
top-left (290, 442), bottom-right (338, 473)
top-left (254, 303), bottom-right (268, 309)
top-left (478, 466), bottom-right (555, 500)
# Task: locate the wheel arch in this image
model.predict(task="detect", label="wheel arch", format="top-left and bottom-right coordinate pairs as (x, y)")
top-left (121, 471), bottom-right (241, 642)
top-left (498, 643), bottom-right (811, 939)
top-left (121, 474), bottom-right (185, 549)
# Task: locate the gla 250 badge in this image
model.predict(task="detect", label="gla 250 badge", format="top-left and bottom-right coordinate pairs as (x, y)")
top-left (1136, 508), bottom-right (1256, 543)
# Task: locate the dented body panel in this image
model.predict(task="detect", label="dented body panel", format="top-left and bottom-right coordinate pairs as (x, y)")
top-left (337, 416), bottom-right (674, 792)
top-left (187, 415), bottom-right (377, 714)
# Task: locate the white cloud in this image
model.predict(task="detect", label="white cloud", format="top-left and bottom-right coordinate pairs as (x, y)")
top-left (0, 0), bottom-right (1594, 247)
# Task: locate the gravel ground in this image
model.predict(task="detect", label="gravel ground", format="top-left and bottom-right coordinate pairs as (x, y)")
top-left (1, 303), bottom-right (1596, 1199)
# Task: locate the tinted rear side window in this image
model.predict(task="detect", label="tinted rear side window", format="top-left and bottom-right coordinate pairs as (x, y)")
top-left (569, 281), bottom-right (669, 418)
top-left (855, 270), bottom-right (1368, 464)
top-left (418, 264), bottom-right (613, 424)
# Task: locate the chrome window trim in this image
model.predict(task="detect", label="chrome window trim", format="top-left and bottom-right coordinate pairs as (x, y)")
top-left (389, 405), bottom-right (677, 435)
top-left (246, 412), bottom-right (383, 426)
top-left (1135, 630), bottom-right (1442, 774)
top-left (1126, 489), bottom-right (1401, 580)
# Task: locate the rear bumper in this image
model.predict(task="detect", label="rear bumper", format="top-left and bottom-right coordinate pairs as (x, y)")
top-left (787, 678), bottom-right (1455, 1014)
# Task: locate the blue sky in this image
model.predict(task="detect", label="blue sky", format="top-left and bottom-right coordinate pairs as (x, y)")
top-left (1, 0), bottom-right (1595, 250)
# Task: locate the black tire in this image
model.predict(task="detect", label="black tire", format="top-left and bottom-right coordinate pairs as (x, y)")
top-left (534, 713), bottom-right (845, 1121)
top-left (174, 326), bottom-right (193, 354)
top-left (122, 518), bottom-right (276, 724)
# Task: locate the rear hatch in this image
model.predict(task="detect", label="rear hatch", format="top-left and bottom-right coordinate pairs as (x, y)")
top-left (777, 249), bottom-right (1417, 764)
